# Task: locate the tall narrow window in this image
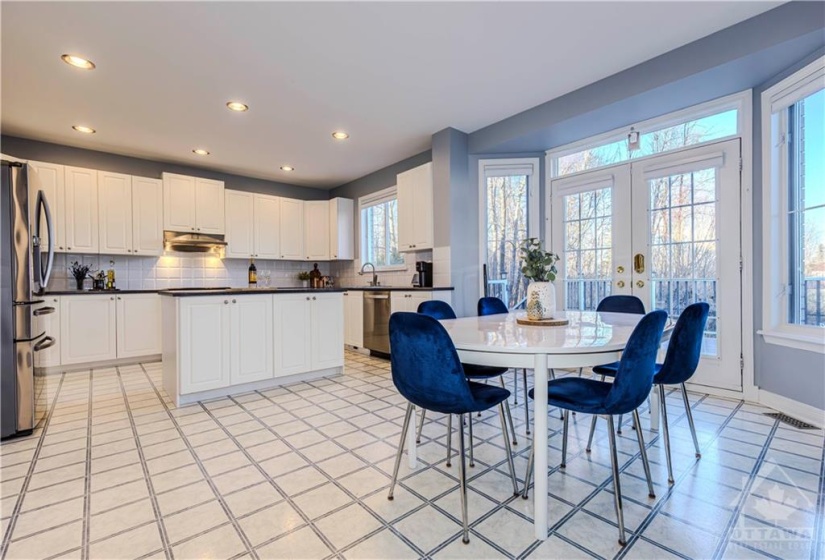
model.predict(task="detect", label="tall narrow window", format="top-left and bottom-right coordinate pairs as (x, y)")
top-left (360, 188), bottom-right (404, 269)
top-left (787, 89), bottom-right (825, 326)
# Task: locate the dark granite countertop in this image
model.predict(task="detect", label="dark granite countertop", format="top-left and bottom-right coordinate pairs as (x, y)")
top-left (44, 289), bottom-right (162, 296)
top-left (47, 286), bottom-right (455, 297)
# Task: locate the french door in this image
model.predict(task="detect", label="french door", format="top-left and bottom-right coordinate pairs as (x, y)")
top-left (550, 139), bottom-right (742, 391)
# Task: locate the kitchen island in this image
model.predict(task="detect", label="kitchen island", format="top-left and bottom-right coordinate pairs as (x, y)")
top-left (160, 289), bottom-right (344, 406)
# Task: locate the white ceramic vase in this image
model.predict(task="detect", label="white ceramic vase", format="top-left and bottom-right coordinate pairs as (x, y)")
top-left (526, 281), bottom-right (556, 320)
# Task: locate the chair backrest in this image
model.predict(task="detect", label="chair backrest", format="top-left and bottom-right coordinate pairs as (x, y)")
top-left (602, 310), bottom-right (668, 414)
top-left (655, 302), bottom-right (710, 385)
top-left (596, 295), bottom-right (645, 315)
top-left (478, 297), bottom-right (508, 316)
top-left (389, 312), bottom-right (477, 414)
top-left (417, 300), bottom-right (457, 320)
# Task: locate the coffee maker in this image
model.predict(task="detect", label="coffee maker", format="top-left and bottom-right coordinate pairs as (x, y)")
top-left (415, 261), bottom-right (433, 288)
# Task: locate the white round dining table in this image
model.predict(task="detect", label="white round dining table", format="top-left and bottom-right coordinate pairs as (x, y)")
top-left (434, 310), bottom-right (671, 540)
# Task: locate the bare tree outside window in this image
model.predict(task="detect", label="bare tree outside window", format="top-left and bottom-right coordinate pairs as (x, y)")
top-left (485, 175), bottom-right (529, 308)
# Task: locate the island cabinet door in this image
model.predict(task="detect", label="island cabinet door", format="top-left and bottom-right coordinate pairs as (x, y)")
top-left (311, 293), bottom-right (344, 370)
top-left (230, 295), bottom-right (274, 385)
top-left (179, 297), bottom-right (231, 394)
top-left (273, 294), bottom-right (312, 377)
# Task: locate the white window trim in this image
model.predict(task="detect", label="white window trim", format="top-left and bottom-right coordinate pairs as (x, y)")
top-left (758, 55), bottom-right (825, 354)
top-left (477, 157), bottom-right (541, 300)
top-left (358, 186), bottom-right (407, 272)
top-left (546, 91), bottom-right (750, 180)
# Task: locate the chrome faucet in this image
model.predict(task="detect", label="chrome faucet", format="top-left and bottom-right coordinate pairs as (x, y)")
top-left (359, 262), bottom-right (379, 286)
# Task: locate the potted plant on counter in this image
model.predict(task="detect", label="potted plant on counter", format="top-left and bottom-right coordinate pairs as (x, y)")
top-left (69, 261), bottom-right (93, 291)
top-left (520, 238), bottom-right (560, 320)
top-left (298, 271), bottom-right (311, 288)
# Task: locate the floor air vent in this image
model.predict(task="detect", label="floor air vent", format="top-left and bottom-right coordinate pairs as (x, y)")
top-left (763, 412), bottom-right (819, 430)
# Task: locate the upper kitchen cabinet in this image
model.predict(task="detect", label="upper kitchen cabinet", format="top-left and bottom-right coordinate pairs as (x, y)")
top-left (304, 200), bottom-right (330, 261)
top-left (131, 177), bottom-right (164, 256)
top-left (225, 190), bottom-right (281, 259)
top-left (279, 198), bottom-right (304, 260)
top-left (98, 171), bottom-right (133, 255)
top-left (162, 173), bottom-right (225, 234)
top-left (28, 161), bottom-right (65, 252)
top-left (254, 194), bottom-right (280, 260)
top-left (329, 197), bottom-right (354, 260)
top-left (100, 173), bottom-right (164, 256)
top-left (64, 166), bottom-right (99, 253)
top-left (397, 162), bottom-right (433, 252)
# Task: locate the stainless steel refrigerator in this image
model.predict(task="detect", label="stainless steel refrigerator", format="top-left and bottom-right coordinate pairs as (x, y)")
top-left (1, 159), bottom-right (56, 439)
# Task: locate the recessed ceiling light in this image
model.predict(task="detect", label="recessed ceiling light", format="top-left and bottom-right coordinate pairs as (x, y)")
top-left (226, 101), bottom-right (249, 112)
top-left (61, 54), bottom-right (95, 70)
top-left (280, 165), bottom-right (294, 172)
top-left (72, 125), bottom-right (96, 134)
top-left (332, 131), bottom-right (349, 140)
top-left (192, 148), bottom-right (210, 156)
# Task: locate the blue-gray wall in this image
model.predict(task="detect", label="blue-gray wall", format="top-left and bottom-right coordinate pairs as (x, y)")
top-left (329, 150), bottom-right (432, 201)
top-left (1, 135), bottom-right (328, 200)
top-left (752, 47), bottom-right (825, 411)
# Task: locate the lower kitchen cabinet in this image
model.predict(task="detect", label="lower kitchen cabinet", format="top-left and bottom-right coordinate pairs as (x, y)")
top-left (273, 293), bottom-right (343, 377)
top-left (343, 290), bottom-right (364, 348)
top-left (61, 295), bottom-right (118, 365)
top-left (34, 297), bottom-right (61, 368)
top-left (179, 296), bottom-right (231, 393)
top-left (116, 293), bottom-right (162, 359)
top-left (230, 294), bottom-right (274, 385)
top-left (390, 291), bottom-right (433, 313)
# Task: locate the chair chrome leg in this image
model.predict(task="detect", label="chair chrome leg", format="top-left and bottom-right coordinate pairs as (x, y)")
top-left (446, 414), bottom-right (453, 467)
top-left (606, 415), bottom-right (627, 546)
top-left (632, 409), bottom-right (655, 499)
top-left (659, 384), bottom-right (674, 484)
top-left (617, 413), bottom-right (623, 435)
top-left (513, 369), bottom-right (519, 405)
top-left (522, 444), bottom-right (534, 499)
top-left (523, 369), bottom-right (531, 435)
top-left (586, 415), bottom-right (597, 453)
top-left (388, 403), bottom-right (414, 500)
top-left (500, 377), bottom-right (518, 446)
top-left (577, 367), bottom-right (583, 377)
top-left (468, 414), bottom-right (475, 467)
top-left (561, 409), bottom-right (569, 468)
top-left (416, 408), bottom-right (426, 444)
top-left (457, 413), bottom-right (470, 544)
top-left (681, 383), bottom-right (701, 458)
top-left (498, 404), bottom-right (519, 495)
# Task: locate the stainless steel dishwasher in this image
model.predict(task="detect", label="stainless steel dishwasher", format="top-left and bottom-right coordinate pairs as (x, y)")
top-left (363, 291), bottom-right (391, 356)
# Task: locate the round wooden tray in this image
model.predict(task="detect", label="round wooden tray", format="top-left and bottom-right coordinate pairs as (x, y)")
top-left (516, 316), bottom-right (569, 327)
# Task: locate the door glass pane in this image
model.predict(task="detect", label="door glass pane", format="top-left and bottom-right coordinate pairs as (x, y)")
top-left (563, 187), bottom-right (612, 310)
top-left (649, 170), bottom-right (719, 356)
top-left (484, 175), bottom-right (528, 309)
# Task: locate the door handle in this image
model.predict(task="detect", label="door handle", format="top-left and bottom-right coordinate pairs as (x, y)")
top-left (634, 254), bottom-right (645, 274)
top-left (33, 336), bottom-right (56, 352)
top-left (33, 306), bottom-right (55, 316)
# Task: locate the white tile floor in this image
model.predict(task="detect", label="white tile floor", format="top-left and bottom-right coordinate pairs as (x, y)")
top-left (0, 351), bottom-right (822, 559)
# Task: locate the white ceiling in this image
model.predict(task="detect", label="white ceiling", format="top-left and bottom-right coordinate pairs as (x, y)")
top-left (1, 2), bottom-right (779, 188)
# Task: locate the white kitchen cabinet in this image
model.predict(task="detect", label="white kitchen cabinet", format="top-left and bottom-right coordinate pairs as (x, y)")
top-left (311, 293), bottom-right (344, 370)
top-left (33, 297), bottom-right (61, 368)
top-left (225, 190), bottom-right (255, 258)
top-left (162, 173), bottom-right (225, 234)
top-left (116, 293), bottom-right (161, 359)
top-left (343, 290), bottom-right (364, 348)
top-left (272, 293), bottom-right (312, 376)
top-left (304, 201), bottom-right (330, 261)
top-left (391, 290), bottom-right (451, 313)
top-left (28, 161), bottom-right (65, 252)
top-left (254, 194), bottom-right (280, 260)
top-left (60, 295), bottom-right (117, 365)
top-left (98, 171), bottom-right (133, 255)
top-left (230, 294), bottom-right (274, 384)
top-left (279, 198), bottom-right (304, 260)
top-left (64, 166), bottom-right (99, 253)
top-left (131, 177), bottom-right (164, 256)
top-left (329, 198), bottom-right (354, 260)
top-left (178, 296), bottom-right (231, 394)
top-left (397, 162), bottom-right (433, 252)
top-left (195, 178), bottom-right (225, 234)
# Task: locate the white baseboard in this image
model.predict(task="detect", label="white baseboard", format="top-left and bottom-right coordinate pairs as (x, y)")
top-left (36, 355), bottom-right (161, 375)
top-left (757, 389), bottom-right (825, 428)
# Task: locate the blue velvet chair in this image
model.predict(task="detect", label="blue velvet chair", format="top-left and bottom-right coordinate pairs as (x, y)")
top-left (387, 312), bottom-right (519, 543)
top-left (416, 300), bottom-right (518, 465)
top-left (521, 310), bottom-right (668, 546)
top-left (478, 296), bottom-right (563, 426)
top-left (586, 302), bottom-right (709, 484)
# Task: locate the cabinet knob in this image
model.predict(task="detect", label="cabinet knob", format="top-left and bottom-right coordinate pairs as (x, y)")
top-left (312, 296), bottom-right (316, 300)
top-left (306, 297), bottom-right (310, 301)
top-left (232, 299), bottom-right (237, 304)
top-left (117, 296), bottom-right (121, 300)
top-left (224, 300), bottom-right (229, 304)
top-left (59, 246), bottom-right (63, 250)
top-left (110, 297), bottom-right (114, 300)
top-left (53, 299), bottom-right (57, 302)
top-left (636, 280), bottom-right (645, 288)
top-left (68, 247), bottom-right (72, 250)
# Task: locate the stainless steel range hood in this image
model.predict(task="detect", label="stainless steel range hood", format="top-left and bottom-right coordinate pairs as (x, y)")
top-left (163, 231), bottom-right (227, 253)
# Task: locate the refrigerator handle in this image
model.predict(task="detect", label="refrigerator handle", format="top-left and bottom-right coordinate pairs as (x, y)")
top-left (35, 189), bottom-right (55, 290)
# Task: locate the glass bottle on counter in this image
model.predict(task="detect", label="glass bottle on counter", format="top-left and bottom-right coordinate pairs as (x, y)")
top-left (248, 259), bottom-right (257, 287)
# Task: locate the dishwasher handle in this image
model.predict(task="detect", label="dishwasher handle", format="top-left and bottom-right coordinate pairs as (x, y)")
top-left (364, 294), bottom-right (389, 300)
